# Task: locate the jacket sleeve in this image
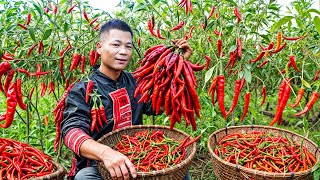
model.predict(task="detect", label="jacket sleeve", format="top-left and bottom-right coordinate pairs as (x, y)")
top-left (61, 82), bottom-right (92, 138)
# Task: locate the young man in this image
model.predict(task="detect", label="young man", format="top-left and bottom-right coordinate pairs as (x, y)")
top-left (61, 19), bottom-right (192, 180)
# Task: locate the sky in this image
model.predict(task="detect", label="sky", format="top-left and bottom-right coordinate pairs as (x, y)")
top-left (88, 0), bottom-right (319, 14)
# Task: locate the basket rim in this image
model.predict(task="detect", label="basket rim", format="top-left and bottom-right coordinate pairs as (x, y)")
top-left (97, 124), bottom-right (197, 177)
top-left (207, 125), bottom-right (320, 177)
top-left (30, 160), bottom-right (66, 179)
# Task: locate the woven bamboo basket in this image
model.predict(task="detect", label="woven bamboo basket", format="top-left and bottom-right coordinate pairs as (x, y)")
top-left (208, 125), bottom-right (320, 180)
top-left (31, 161), bottom-right (66, 180)
top-left (96, 125), bottom-right (197, 180)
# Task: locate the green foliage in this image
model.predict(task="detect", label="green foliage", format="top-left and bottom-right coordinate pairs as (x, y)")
top-left (0, 0), bottom-right (319, 179)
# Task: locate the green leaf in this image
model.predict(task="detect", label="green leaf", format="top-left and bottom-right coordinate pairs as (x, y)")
top-left (245, 0), bottom-right (256, 6)
top-left (308, 8), bottom-right (320, 15)
top-left (296, 18), bottom-right (303, 29)
top-left (63, 22), bottom-right (69, 33)
top-left (32, 2), bottom-right (42, 16)
top-left (198, 38), bottom-right (203, 54)
top-left (244, 69), bottom-right (252, 83)
top-left (152, 0), bottom-right (160, 5)
top-left (19, 35), bottom-right (24, 46)
top-left (133, 4), bottom-right (147, 12)
top-left (302, 79), bottom-right (311, 89)
top-left (28, 28), bottom-right (36, 42)
top-left (44, 13), bottom-right (60, 29)
top-left (229, 45), bottom-right (237, 53)
top-left (42, 29), bottom-right (52, 40)
top-left (270, 16), bottom-right (294, 32)
top-left (204, 67), bottom-right (214, 85)
top-left (313, 16), bottom-right (320, 35)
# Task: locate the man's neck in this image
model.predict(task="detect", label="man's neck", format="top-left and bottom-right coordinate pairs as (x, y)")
top-left (98, 66), bottom-right (121, 81)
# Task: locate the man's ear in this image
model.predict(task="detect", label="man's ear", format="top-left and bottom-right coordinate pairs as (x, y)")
top-left (96, 42), bottom-right (102, 54)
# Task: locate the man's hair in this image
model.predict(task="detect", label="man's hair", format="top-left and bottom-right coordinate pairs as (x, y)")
top-left (99, 19), bottom-right (133, 39)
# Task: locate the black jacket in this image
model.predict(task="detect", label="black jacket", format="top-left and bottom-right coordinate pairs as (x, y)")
top-left (61, 67), bottom-right (153, 172)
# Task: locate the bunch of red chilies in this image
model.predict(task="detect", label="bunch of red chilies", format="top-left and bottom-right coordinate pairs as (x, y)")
top-left (52, 84), bottom-right (75, 151)
top-left (113, 130), bottom-right (200, 172)
top-left (133, 44), bottom-right (204, 131)
top-left (214, 132), bottom-right (317, 173)
top-left (0, 138), bottom-right (54, 180)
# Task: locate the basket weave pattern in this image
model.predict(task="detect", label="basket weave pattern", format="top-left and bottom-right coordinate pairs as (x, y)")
top-left (32, 161), bottom-right (66, 180)
top-left (208, 125), bottom-right (320, 180)
top-left (96, 125), bottom-right (196, 180)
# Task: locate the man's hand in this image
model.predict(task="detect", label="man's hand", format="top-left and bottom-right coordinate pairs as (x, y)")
top-left (79, 139), bottom-right (137, 180)
top-left (172, 39), bottom-right (193, 60)
top-left (100, 147), bottom-right (137, 180)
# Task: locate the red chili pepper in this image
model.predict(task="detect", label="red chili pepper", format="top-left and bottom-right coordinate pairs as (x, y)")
top-left (90, 108), bottom-right (98, 132)
top-left (270, 78), bottom-right (291, 126)
top-left (80, 55), bottom-right (86, 74)
top-left (67, 4), bottom-right (77, 13)
top-left (151, 16), bottom-right (155, 29)
top-left (93, 22), bottom-right (100, 30)
top-left (44, 7), bottom-right (49, 13)
top-left (70, 53), bottom-right (80, 72)
top-left (260, 86), bottom-right (267, 107)
top-left (89, 49), bottom-right (95, 66)
top-left (16, 78), bottom-right (27, 110)
top-left (204, 55), bottom-right (211, 70)
top-left (18, 23), bottom-right (28, 30)
top-left (214, 29), bottom-right (222, 36)
top-left (237, 38), bottom-right (242, 58)
top-left (201, 22), bottom-right (205, 30)
top-left (240, 92), bottom-right (250, 122)
top-left (89, 17), bottom-right (98, 26)
top-left (26, 12), bottom-right (31, 25)
top-left (208, 76), bottom-right (218, 105)
top-left (29, 87), bottom-right (34, 99)
top-left (314, 71), bottom-right (320, 81)
top-left (2, 52), bottom-right (14, 61)
top-left (48, 81), bottom-right (55, 95)
top-left (217, 39), bottom-right (222, 57)
top-left (0, 82), bottom-right (17, 128)
top-left (217, 75), bottom-right (227, 119)
top-left (94, 51), bottom-right (99, 65)
top-left (258, 59), bottom-right (268, 68)
top-left (38, 40), bottom-right (44, 54)
top-left (83, 10), bottom-right (90, 22)
top-left (295, 91), bottom-right (318, 116)
top-left (53, 5), bottom-right (58, 14)
top-left (226, 79), bottom-right (241, 116)
top-left (289, 55), bottom-right (300, 72)
top-left (207, 5), bottom-right (215, 19)
top-left (239, 77), bottom-right (245, 91)
top-left (188, 25), bottom-right (195, 38)
top-left (99, 105), bottom-right (108, 123)
top-left (276, 32), bottom-right (282, 49)
top-left (156, 28), bottom-right (166, 40)
top-left (47, 46), bottom-right (53, 56)
top-left (289, 88), bottom-right (304, 108)
top-left (250, 51), bottom-right (265, 63)
top-left (16, 68), bottom-right (30, 77)
top-left (27, 44), bottom-right (38, 56)
top-left (86, 80), bottom-right (94, 103)
top-left (35, 63), bottom-right (42, 79)
top-left (3, 69), bottom-right (14, 94)
top-left (233, 7), bottom-right (241, 23)
top-left (170, 21), bottom-right (185, 31)
top-left (40, 82), bottom-right (47, 97)
top-left (147, 20), bottom-right (157, 37)
top-left (283, 35), bottom-right (306, 41)
top-left (137, 38), bottom-right (141, 46)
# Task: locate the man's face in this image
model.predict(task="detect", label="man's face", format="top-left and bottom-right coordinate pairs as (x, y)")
top-left (97, 29), bottom-right (133, 74)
